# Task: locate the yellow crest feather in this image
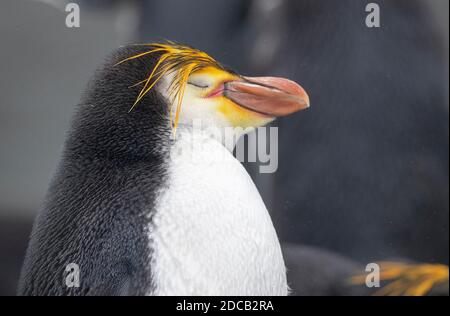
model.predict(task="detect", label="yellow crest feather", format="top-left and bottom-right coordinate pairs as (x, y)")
top-left (348, 262), bottom-right (449, 296)
top-left (115, 41), bottom-right (224, 135)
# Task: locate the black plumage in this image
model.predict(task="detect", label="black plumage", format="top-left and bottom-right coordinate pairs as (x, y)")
top-left (18, 46), bottom-right (170, 295)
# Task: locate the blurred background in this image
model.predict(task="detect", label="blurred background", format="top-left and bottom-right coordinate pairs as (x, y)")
top-left (0, 0), bottom-right (448, 295)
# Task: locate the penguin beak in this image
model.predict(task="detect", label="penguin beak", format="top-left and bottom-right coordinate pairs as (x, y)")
top-left (223, 76), bottom-right (310, 117)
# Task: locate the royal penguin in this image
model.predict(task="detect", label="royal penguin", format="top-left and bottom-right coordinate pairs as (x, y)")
top-left (18, 42), bottom-right (310, 296)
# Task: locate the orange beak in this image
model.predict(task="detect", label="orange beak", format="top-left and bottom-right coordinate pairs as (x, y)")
top-left (223, 76), bottom-right (310, 117)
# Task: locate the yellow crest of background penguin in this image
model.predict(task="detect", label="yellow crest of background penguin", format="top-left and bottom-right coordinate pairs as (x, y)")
top-left (18, 42), bottom-right (309, 295)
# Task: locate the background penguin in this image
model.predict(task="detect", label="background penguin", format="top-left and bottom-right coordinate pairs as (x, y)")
top-left (18, 42), bottom-right (309, 295)
top-left (283, 244), bottom-right (449, 296)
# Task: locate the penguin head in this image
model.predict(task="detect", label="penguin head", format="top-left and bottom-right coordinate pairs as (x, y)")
top-left (117, 42), bottom-right (310, 135)
top-left (69, 42), bottom-right (309, 163)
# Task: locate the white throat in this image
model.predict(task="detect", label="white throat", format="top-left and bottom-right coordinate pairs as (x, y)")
top-left (149, 127), bottom-right (287, 296)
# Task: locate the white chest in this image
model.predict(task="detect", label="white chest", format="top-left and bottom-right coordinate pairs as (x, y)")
top-left (149, 131), bottom-right (287, 296)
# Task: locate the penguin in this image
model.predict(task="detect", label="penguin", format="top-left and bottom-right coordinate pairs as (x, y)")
top-left (283, 244), bottom-right (449, 296)
top-left (18, 42), bottom-right (309, 296)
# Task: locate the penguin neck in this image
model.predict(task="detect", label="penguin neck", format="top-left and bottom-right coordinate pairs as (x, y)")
top-left (171, 122), bottom-right (248, 155)
top-left (167, 125), bottom-right (234, 171)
